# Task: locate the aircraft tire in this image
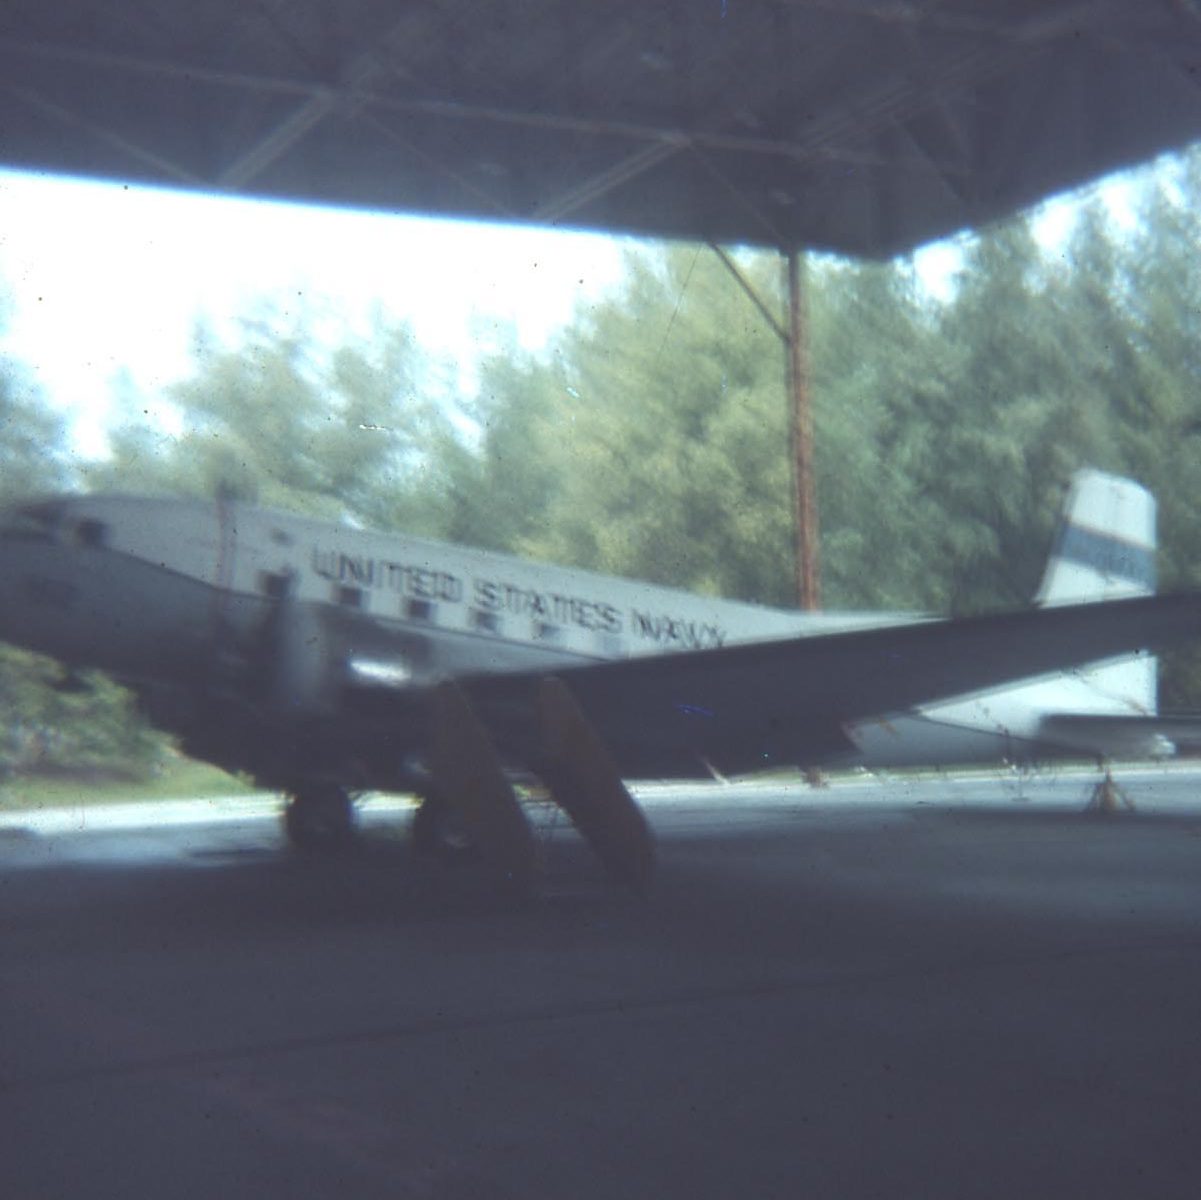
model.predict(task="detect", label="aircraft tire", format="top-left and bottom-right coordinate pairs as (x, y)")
top-left (283, 784), bottom-right (356, 852)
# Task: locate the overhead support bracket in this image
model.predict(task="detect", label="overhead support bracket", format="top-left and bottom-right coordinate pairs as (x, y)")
top-left (537, 676), bottom-right (655, 892)
top-left (428, 681), bottom-right (537, 893)
top-left (707, 242), bottom-right (790, 345)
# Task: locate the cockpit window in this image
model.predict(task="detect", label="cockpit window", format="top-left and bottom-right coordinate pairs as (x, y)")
top-left (260, 571), bottom-right (292, 599)
top-left (0, 503), bottom-right (65, 542)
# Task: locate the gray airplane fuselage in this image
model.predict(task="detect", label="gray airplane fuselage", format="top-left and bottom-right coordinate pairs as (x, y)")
top-left (0, 491), bottom-right (1152, 792)
top-left (0, 494), bottom-right (919, 788)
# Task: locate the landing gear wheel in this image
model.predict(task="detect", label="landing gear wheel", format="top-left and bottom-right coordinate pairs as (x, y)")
top-left (410, 793), bottom-right (475, 861)
top-left (283, 784), bottom-right (356, 852)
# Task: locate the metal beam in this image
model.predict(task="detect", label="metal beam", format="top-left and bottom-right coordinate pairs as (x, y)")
top-left (689, 145), bottom-right (791, 246)
top-left (218, 89), bottom-right (341, 187)
top-left (355, 106), bottom-right (520, 220)
top-left (533, 140), bottom-right (685, 223)
top-left (775, 0), bottom-right (1110, 42)
top-left (5, 83), bottom-right (204, 185)
top-left (0, 37), bottom-right (971, 179)
top-left (219, 10), bottom-right (429, 189)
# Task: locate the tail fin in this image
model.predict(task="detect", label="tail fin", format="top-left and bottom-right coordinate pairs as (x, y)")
top-left (1036, 469), bottom-right (1158, 713)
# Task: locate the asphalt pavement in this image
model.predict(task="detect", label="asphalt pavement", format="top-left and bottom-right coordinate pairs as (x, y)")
top-left (3, 766), bottom-right (1201, 1198)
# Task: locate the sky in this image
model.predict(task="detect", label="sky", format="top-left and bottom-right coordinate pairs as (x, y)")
top-left (0, 162), bottom-right (1149, 459)
top-left (0, 169), bottom-right (629, 456)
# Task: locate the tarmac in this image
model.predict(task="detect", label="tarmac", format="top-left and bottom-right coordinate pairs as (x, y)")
top-left (3, 766), bottom-right (1201, 1198)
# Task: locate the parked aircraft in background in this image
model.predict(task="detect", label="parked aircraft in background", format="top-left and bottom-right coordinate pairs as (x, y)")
top-left (0, 469), bottom-right (1197, 888)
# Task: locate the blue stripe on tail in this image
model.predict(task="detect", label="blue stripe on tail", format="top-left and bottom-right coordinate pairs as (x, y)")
top-left (1052, 523), bottom-right (1156, 590)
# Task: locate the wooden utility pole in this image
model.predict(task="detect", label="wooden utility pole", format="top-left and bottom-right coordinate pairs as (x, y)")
top-left (708, 240), bottom-right (821, 611)
top-left (710, 242), bottom-right (825, 786)
top-left (787, 248), bottom-right (820, 611)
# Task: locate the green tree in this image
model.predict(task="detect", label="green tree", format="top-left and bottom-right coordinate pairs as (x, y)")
top-left (808, 254), bottom-right (951, 610)
top-left (1122, 150), bottom-right (1201, 590)
top-left (506, 246), bottom-right (796, 605)
top-left (436, 349), bottom-right (569, 553)
top-left (0, 340), bottom-right (67, 504)
top-left (0, 303), bottom-right (164, 780)
top-left (91, 303), bottom-right (456, 534)
top-left (885, 215), bottom-right (1129, 614)
top-left (1115, 149), bottom-right (1201, 705)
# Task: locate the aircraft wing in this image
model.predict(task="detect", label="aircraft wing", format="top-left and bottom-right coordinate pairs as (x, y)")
top-left (439, 592), bottom-right (1201, 778)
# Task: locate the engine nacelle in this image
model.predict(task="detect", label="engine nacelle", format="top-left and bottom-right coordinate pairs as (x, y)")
top-left (258, 589), bottom-right (431, 720)
top-left (261, 594), bottom-right (344, 718)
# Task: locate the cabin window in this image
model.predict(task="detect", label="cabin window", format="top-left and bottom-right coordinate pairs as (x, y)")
top-left (260, 571), bottom-right (291, 599)
top-left (337, 585), bottom-right (365, 609)
top-left (471, 608), bottom-right (500, 634)
top-left (405, 597), bottom-right (434, 622)
top-left (74, 518), bottom-right (108, 548)
top-left (534, 621), bottom-right (562, 643)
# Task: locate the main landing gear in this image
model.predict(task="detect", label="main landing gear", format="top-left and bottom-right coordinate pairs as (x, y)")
top-left (283, 782), bottom-right (357, 851)
top-left (410, 790), bottom-right (475, 860)
top-left (411, 677), bottom-right (656, 893)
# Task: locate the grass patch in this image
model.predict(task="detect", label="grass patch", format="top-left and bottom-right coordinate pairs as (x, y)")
top-left (0, 756), bottom-right (256, 811)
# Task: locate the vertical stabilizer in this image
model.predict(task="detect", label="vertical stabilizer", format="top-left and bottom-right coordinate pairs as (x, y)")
top-left (1036, 469), bottom-right (1157, 712)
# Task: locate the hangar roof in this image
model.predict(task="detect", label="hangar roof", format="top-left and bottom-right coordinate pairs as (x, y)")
top-left (2, 2), bottom-right (1200, 258)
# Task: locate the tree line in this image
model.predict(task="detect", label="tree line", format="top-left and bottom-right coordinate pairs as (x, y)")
top-left (3, 147), bottom-right (1201, 778)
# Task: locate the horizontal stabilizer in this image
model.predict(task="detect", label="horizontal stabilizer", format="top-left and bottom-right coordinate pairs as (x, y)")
top-left (1039, 713), bottom-right (1201, 760)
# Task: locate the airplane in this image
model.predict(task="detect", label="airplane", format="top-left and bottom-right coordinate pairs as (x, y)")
top-left (1, 468), bottom-right (1199, 889)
